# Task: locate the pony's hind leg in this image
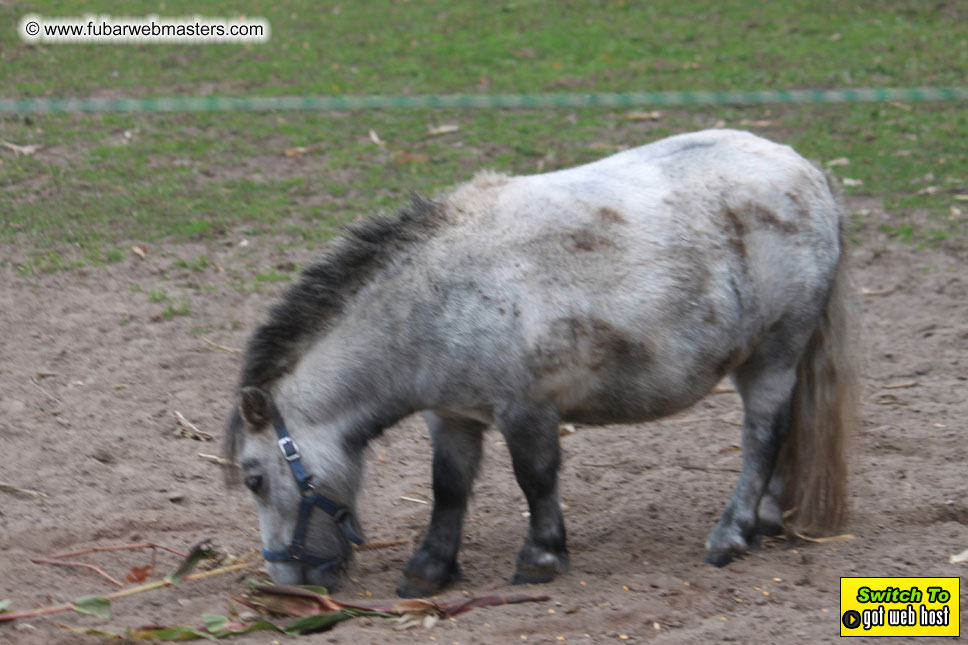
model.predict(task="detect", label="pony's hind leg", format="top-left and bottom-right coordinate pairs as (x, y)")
top-left (704, 359), bottom-right (797, 566)
top-left (398, 413), bottom-right (486, 598)
top-left (496, 402), bottom-right (569, 585)
top-left (755, 469), bottom-right (785, 537)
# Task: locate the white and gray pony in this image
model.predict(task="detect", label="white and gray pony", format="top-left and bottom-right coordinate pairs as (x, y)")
top-left (223, 129), bottom-right (859, 597)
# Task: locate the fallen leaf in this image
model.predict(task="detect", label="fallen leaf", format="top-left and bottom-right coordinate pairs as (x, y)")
top-left (72, 595), bottom-right (111, 619)
top-left (0, 140), bottom-right (41, 155)
top-left (165, 541), bottom-right (217, 585)
top-left (953, 194), bottom-right (968, 201)
top-left (226, 585), bottom-right (551, 636)
top-left (841, 178), bottom-right (863, 187)
top-left (369, 129), bottom-right (385, 147)
top-left (390, 151), bottom-right (428, 164)
top-left (283, 612), bottom-right (360, 635)
top-left (825, 157), bottom-right (850, 167)
top-left (202, 614), bottom-right (228, 632)
top-left (559, 424), bottom-right (576, 436)
top-left (739, 119), bottom-right (774, 127)
top-left (126, 564), bottom-right (154, 583)
top-left (131, 245), bottom-right (148, 259)
top-left (870, 392), bottom-right (903, 405)
top-left (284, 142), bottom-right (324, 157)
top-left (124, 617), bottom-right (285, 641)
top-left (622, 110), bottom-right (662, 121)
top-left (59, 626), bottom-right (123, 640)
top-left (0, 599), bottom-right (10, 613)
top-left (426, 124), bottom-right (459, 136)
top-left (917, 186), bottom-right (941, 195)
top-left (950, 548), bottom-right (968, 564)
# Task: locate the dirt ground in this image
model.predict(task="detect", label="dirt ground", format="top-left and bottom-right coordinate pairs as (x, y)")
top-left (0, 199), bottom-right (965, 644)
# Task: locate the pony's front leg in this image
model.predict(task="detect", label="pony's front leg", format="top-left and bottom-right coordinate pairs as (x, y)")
top-left (398, 413), bottom-right (485, 598)
top-left (704, 364), bottom-right (796, 566)
top-left (497, 403), bottom-right (569, 585)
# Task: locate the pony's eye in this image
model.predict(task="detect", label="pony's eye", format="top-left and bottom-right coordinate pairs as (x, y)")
top-left (244, 474), bottom-right (264, 493)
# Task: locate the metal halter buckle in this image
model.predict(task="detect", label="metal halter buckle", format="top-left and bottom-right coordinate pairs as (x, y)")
top-left (278, 436), bottom-right (300, 461)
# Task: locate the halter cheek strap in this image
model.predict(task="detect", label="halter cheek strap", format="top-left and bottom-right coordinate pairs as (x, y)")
top-left (260, 412), bottom-right (364, 572)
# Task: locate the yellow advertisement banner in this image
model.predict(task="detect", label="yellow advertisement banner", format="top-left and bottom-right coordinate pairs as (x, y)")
top-left (840, 577), bottom-right (959, 637)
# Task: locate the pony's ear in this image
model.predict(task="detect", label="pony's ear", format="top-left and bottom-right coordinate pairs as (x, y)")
top-left (239, 387), bottom-right (270, 429)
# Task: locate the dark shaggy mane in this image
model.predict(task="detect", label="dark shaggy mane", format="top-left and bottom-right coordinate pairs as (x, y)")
top-left (238, 194), bottom-right (442, 394)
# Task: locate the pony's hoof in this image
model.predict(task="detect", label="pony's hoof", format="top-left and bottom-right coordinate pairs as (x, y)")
top-left (705, 520), bottom-right (754, 566)
top-left (703, 549), bottom-right (737, 567)
top-left (510, 568), bottom-right (557, 585)
top-left (398, 551), bottom-right (458, 597)
top-left (397, 575), bottom-right (446, 598)
top-left (755, 520), bottom-right (784, 537)
top-left (511, 548), bottom-right (568, 585)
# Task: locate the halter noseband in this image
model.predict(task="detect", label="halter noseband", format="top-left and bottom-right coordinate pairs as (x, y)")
top-left (260, 411), bottom-right (364, 572)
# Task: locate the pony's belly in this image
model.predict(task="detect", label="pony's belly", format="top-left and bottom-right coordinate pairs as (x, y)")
top-left (541, 362), bottom-right (723, 427)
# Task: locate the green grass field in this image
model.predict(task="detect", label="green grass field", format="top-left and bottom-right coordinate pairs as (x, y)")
top-left (1, 0), bottom-right (966, 272)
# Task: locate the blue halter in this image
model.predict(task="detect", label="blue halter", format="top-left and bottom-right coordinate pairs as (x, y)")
top-left (260, 411), bottom-right (364, 572)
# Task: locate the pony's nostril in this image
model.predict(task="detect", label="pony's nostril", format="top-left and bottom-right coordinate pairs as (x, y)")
top-left (244, 474), bottom-right (264, 492)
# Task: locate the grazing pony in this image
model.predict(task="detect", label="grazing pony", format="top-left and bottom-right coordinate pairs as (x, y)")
top-left (223, 129), bottom-right (858, 597)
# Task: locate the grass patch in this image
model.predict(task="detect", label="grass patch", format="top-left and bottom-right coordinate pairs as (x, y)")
top-left (879, 222), bottom-right (915, 242)
top-left (1, 0), bottom-right (965, 265)
top-left (161, 301), bottom-right (192, 319)
top-left (175, 255), bottom-right (214, 272)
top-left (3, 1), bottom-right (966, 96)
top-left (255, 268), bottom-right (292, 283)
top-left (147, 288), bottom-right (170, 303)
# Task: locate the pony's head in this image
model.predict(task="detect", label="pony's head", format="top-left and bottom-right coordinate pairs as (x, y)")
top-left (225, 386), bottom-right (364, 590)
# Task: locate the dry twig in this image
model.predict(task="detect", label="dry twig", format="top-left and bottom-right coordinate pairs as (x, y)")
top-left (398, 496), bottom-right (429, 505)
top-left (173, 411), bottom-right (214, 441)
top-left (1, 140), bottom-right (41, 155)
top-left (665, 416), bottom-right (743, 427)
top-left (30, 376), bottom-right (62, 404)
top-left (199, 453), bottom-right (233, 466)
top-left (30, 557), bottom-right (125, 587)
top-left (581, 460), bottom-right (635, 468)
top-left (880, 381), bottom-right (919, 390)
top-left (355, 539), bottom-right (408, 552)
top-left (0, 482), bottom-right (48, 498)
top-left (792, 531), bottom-right (855, 544)
top-left (679, 464), bottom-right (741, 473)
top-left (49, 543), bottom-right (188, 560)
top-left (0, 560), bottom-right (261, 623)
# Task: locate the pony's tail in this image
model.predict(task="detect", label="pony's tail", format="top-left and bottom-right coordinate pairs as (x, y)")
top-left (779, 189), bottom-right (860, 535)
